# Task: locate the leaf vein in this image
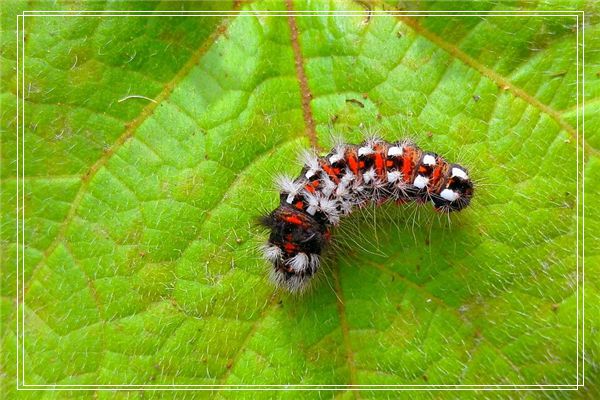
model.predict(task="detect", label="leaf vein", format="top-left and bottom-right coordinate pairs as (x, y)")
top-left (392, 12), bottom-right (593, 155)
top-left (21, 12), bottom-right (241, 292)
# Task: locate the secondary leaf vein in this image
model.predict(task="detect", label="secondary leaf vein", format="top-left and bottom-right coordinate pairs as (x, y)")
top-left (22, 12), bottom-right (241, 292)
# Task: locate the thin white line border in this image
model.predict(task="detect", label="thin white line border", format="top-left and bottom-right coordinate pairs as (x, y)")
top-left (14, 8), bottom-right (586, 391)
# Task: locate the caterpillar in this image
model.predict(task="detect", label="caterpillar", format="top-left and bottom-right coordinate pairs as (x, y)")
top-left (259, 137), bottom-right (474, 293)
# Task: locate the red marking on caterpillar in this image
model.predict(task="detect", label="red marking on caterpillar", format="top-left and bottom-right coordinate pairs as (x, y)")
top-left (259, 137), bottom-right (474, 293)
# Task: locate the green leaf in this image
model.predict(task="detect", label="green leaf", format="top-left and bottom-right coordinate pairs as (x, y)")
top-left (1, 0), bottom-right (598, 397)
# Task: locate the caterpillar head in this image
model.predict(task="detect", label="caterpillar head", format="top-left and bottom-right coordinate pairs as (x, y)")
top-left (432, 165), bottom-right (474, 212)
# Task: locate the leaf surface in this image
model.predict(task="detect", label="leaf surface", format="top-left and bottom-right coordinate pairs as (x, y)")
top-left (1, 0), bottom-right (598, 398)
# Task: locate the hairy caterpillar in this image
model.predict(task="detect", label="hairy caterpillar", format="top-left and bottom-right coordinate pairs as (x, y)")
top-left (259, 137), bottom-right (474, 293)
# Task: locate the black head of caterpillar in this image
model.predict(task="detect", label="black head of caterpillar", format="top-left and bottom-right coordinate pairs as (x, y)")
top-left (259, 137), bottom-right (474, 293)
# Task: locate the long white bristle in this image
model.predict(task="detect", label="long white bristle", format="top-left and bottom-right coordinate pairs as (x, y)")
top-left (275, 174), bottom-right (303, 194)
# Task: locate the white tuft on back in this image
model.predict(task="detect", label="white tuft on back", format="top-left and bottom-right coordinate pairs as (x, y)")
top-left (413, 175), bottom-right (429, 189)
top-left (329, 153), bottom-right (344, 164)
top-left (275, 175), bottom-right (302, 195)
top-left (451, 167), bottom-right (469, 180)
top-left (387, 146), bottom-right (403, 157)
top-left (423, 154), bottom-right (436, 166)
top-left (358, 146), bottom-right (374, 157)
top-left (440, 188), bottom-right (460, 202)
